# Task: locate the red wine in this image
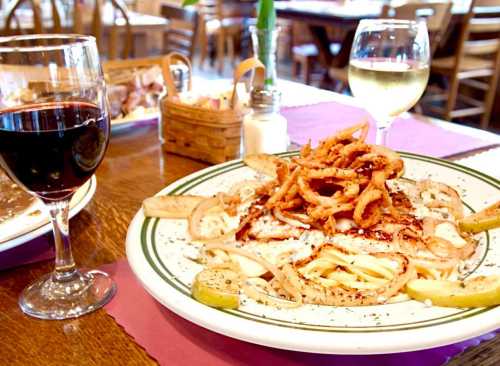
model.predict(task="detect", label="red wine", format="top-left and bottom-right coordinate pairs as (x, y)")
top-left (0, 102), bottom-right (109, 200)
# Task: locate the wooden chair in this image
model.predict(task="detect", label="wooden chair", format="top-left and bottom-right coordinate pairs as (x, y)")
top-left (197, 0), bottom-right (253, 74)
top-left (292, 22), bottom-right (344, 86)
top-left (383, 1), bottom-right (453, 56)
top-left (161, 4), bottom-right (199, 62)
top-left (85, 0), bottom-right (133, 60)
top-left (292, 42), bottom-right (341, 85)
top-left (3, 0), bottom-right (62, 36)
top-left (425, 0), bottom-right (500, 128)
top-left (329, 1), bottom-right (453, 93)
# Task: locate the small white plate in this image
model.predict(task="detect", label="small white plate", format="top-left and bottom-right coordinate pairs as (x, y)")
top-left (111, 108), bottom-right (159, 132)
top-left (0, 176), bottom-right (97, 252)
top-left (126, 153), bottom-right (500, 354)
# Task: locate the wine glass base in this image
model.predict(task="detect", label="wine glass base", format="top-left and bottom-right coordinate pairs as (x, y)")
top-left (19, 269), bottom-right (116, 320)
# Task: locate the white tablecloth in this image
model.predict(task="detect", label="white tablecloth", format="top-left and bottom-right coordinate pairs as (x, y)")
top-left (456, 148), bottom-right (500, 180)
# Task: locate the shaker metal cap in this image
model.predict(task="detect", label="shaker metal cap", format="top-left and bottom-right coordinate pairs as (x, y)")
top-left (250, 87), bottom-right (281, 112)
top-left (170, 63), bottom-right (190, 92)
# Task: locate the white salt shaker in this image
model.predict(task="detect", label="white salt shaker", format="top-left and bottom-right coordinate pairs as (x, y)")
top-left (243, 88), bottom-right (288, 155)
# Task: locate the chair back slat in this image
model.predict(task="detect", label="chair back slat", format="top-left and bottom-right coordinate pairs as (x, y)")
top-left (50, 0), bottom-right (62, 32)
top-left (162, 4), bottom-right (199, 61)
top-left (168, 34), bottom-right (193, 48)
top-left (89, 0), bottom-right (133, 60)
top-left (91, 0), bottom-right (103, 50)
top-left (381, 1), bottom-right (453, 55)
top-left (460, 0), bottom-right (500, 57)
top-left (468, 17), bottom-right (500, 33)
top-left (464, 39), bottom-right (500, 55)
top-left (4, 0), bottom-right (62, 35)
top-left (73, 0), bottom-right (84, 34)
top-left (197, 0), bottom-right (253, 20)
top-left (197, 0), bottom-right (221, 21)
top-left (429, 0), bottom-right (500, 127)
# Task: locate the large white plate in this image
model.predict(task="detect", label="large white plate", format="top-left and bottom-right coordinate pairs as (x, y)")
top-left (0, 176), bottom-right (97, 252)
top-left (126, 153), bottom-right (500, 355)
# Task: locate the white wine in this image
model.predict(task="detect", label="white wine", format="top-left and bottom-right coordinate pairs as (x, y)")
top-left (348, 59), bottom-right (429, 120)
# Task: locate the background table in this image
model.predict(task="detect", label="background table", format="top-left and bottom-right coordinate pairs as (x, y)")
top-left (0, 80), bottom-right (498, 365)
top-left (275, 0), bottom-right (500, 22)
top-left (0, 9), bottom-right (168, 57)
top-left (275, 0), bottom-right (500, 125)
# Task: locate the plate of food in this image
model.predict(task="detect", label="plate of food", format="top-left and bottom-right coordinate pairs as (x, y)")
top-left (105, 64), bottom-right (164, 131)
top-left (105, 66), bottom-right (249, 132)
top-left (126, 122), bottom-right (500, 354)
top-left (0, 171), bottom-right (97, 252)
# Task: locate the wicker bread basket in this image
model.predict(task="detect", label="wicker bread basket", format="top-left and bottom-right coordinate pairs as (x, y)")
top-left (160, 53), bottom-right (264, 164)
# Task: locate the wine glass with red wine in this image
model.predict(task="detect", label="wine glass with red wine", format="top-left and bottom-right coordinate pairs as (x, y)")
top-left (0, 35), bottom-right (115, 319)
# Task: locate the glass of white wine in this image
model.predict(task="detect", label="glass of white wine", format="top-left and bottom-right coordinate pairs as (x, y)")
top-left (348, 19), bottom-right (430, 145)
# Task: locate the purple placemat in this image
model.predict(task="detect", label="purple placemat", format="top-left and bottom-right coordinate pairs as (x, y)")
top-left (282, 102), bottom-right (497, 158)
top-left (0, 234), bottom-right (54, 271)
top-left (101, 260), bottom-right (498, 366)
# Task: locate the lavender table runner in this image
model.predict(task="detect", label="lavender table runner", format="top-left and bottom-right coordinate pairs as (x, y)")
top-left (101, 260), bottom-right (498, 366)
top-left (282, 102), bottom-right (496, 158)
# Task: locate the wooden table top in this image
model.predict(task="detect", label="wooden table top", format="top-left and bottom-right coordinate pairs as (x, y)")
top-left (275, 0), bottom-right (500, 25)
top-left (0, 88), bottom-right (499, 364)
top-left (0, 9), bottom-right (168, 34)
top-left (0, 124), bottom-right (206, 365)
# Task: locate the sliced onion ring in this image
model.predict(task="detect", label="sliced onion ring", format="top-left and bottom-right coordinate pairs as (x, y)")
top-left (188, 196), bottom-right (236, 242)
top-left (273, 207), bottom-right (310, 229)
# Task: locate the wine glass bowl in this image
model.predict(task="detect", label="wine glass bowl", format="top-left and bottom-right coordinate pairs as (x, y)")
top-left (0, 35), bottom-right (115, 319)
top-left (348, 19), bottom-right (430, 145)
top-left (0, 102), bottom-right (109, 200)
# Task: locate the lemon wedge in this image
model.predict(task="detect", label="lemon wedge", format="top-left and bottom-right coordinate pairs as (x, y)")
top-left (191, 268), bottom-right (240, 309)
top-left (458, 202), bottom-right (500, 234)
top-left (406, 275), bottom-right (500, 308)
top-left (459, 214), bottom-right (500, 233)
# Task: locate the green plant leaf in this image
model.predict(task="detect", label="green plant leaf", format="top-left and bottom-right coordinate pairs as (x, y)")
top-left (257, 0), bottom-right (276, 31)
top-left (182, 0), bottom-right (199, 6)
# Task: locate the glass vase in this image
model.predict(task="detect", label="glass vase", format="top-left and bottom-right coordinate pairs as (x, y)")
top-left (250, 26), bottom-right (280, 89)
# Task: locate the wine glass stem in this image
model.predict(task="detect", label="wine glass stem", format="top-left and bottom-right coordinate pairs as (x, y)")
top-left (375, 118), bottom-right (392, 146)
top-left (47, 199), bottom-right (77, 282)
top-left (376, 126), bottom-right (388, 146)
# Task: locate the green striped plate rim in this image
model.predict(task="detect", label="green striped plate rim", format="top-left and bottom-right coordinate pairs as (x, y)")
top-left (140, 151), bottom-right (499, 333)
